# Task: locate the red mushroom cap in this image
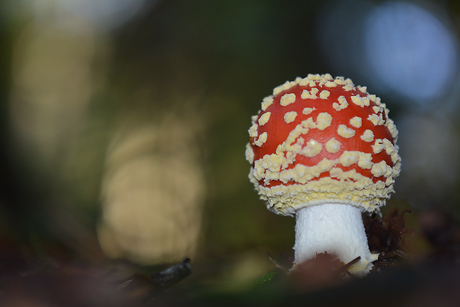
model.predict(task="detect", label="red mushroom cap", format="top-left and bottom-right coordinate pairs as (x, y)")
top-left (246, 74), bottom-right (401, 216)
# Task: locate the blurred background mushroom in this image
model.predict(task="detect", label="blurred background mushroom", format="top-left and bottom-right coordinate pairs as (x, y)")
top-left (98, 113), bottom-right (205, 265)
top-left (1, 0), bottom-right (460, 299)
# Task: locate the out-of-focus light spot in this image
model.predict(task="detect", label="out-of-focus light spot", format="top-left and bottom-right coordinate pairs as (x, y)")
top-left (10, 22), bottom-right (96, 161)
top-left (364, 2), bottom-right (457, 104)
top-left (396, 114), bottom-right (459, 207)
top-left (98, 120), bottom-right (205, 265)
top-left (56, 0), bottom-right (152, 30)
top-left (10, 0), bottom-right (154, 30)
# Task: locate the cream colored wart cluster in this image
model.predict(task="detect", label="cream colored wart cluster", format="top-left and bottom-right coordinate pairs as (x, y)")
top-left (246, 74), bottom-right (401, 216)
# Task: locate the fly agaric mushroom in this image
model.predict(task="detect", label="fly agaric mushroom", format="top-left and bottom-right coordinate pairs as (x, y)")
top-left (246, 74), bottom-right (401, 275)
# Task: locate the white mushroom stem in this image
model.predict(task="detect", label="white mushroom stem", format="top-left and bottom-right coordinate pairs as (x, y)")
top-left (293, 203), bottom-right (378, 275)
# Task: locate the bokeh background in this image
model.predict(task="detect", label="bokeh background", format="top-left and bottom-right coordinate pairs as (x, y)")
top-left (1, 0), bottom-right (460, 292)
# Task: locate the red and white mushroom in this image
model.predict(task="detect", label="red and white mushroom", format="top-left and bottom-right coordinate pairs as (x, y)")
top-left (246, 74), bottom-right (401, 275)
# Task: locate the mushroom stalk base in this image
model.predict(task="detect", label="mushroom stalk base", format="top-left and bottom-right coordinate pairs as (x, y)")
top-left (293, 203), bottom-right (377, 275)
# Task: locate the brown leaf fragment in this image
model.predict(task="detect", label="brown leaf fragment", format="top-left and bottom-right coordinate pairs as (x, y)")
top-left (364, 209), bottom-right (414, 272)
top-left (365, 209), bottom-right (413, 256)
top-left (288, 252), bottom-right (350, 291)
